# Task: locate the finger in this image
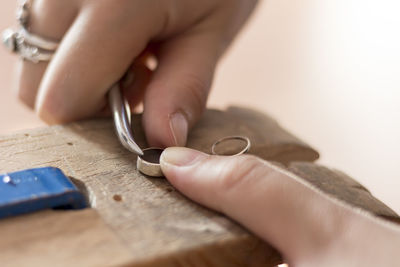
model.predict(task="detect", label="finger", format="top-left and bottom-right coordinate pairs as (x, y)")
top-left (160, 147), bottom-right (358, 264)
top-left (17, 0), bottom-right (79, 108)
top-left (35, 2), bottom-right (164, 123)
top-left (142, 30), bottom-right (220, 147)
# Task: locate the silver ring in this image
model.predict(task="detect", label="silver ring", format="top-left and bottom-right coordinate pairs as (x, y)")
top-left (211, 136), bottom-right (251, 156)
top-left (137, 148), bottom-right (164, 177)
top-left (2, 28), bottom-right (55, 63)
top-left (19, 27), bottom-right (59, 51)
top-left (16, 0), bottom-right (58, 51)
top-left (2, 0), bottom-right (59, 63)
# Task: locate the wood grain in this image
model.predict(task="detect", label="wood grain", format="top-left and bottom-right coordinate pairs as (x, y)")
top-left (288, 162), bottom-right (399, 221)
top-left (0, 107), bottom-right (396, 266)
top-left (0, 209), bottom-right (132, 267)
top-left (185, 107), bottom-right (319, 164)
top-left (1, 107), bottom-right (297, 267)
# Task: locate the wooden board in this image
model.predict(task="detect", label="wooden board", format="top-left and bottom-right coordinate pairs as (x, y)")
top-left (133, 106), bottom-right (320, 164)
top-left (0, 106), bottom-right (396, 266)
top-left (0, 209), bottom-right (132, 267)
top-left (288, 162), bottom-right (399, 223)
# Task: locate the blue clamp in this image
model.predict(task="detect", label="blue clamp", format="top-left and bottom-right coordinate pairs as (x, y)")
top-left (0, 167), bottom-right (87, 219)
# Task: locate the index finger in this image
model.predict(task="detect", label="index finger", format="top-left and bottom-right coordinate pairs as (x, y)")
top-left (35, 2), bottom-right (164, 123)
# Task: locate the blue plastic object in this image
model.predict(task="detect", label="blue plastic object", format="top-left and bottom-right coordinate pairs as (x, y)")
top-left (0, 167), bottom-right (87, 219)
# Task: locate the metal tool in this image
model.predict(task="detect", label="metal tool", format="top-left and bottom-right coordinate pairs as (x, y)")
top-left (108, 74), bottom-right (164, 177)
top-left (108, 82), bottom-right (143, 156)
top-left (108, 73), bottom-right (252, 177)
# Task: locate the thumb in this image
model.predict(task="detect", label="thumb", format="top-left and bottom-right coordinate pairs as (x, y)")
top-left (160, 147), bottom-right (357, 265)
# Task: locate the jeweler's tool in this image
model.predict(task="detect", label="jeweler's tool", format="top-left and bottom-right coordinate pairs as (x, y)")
top-left (108, 74), bottom-right (166, 177)
top-left (108, 82), bottom-right (144, 156)
top-left (108, 81), bottom-right (163, 176)
top-left (0, 167), bottom-right (87, 219)
top-left (108, 73), bottom-right (251, 178)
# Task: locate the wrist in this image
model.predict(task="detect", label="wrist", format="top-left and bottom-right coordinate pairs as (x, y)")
top-left (258, 162), bottom-right (361, 264)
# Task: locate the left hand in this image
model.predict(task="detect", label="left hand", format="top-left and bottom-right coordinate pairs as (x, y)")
top-left (160, 147), bottom-right (400, 266)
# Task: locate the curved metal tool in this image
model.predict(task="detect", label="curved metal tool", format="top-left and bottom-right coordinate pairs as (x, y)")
top-left (109, 83), bottom-right (144, 156)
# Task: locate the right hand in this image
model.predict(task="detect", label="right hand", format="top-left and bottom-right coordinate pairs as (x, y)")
top-left (17, 0), bottom-right (258, 147)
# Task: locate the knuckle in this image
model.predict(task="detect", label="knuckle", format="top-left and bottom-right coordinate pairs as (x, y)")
top-left (181, 73), bottom-right (210, 120)
top-left (31, 0), bottom-right (77, 39)
top-left (36, 92), bottom-right (70, 124)
top-left (37, 104), bottom-right (66, 124)
top-left (218, 155), bottom-right (266, 194)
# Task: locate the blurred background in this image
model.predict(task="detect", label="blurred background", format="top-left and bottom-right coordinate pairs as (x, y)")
top-left (0, 1), bottom-right (399, 213)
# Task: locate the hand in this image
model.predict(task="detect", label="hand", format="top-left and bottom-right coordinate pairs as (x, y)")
top-left (160, 147), bottom-right (400, 266)
top-left (17, 0), bottom-right (258, 147)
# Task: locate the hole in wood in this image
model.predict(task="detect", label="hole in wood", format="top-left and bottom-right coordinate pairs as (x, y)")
top-left (113, 194), bottom-right (123, 202)
top-left (67, 142), bottom-right (73, 146)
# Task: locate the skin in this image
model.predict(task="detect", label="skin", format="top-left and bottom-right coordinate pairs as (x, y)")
top-left (18, 0), bottom-right (258, 147)
top-left (16, 1), bottom-right (400, 265)
top-left (161, 147), bottom-right (400, 266)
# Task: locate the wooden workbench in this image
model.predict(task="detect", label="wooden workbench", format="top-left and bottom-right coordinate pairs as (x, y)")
top-left (0, 107), bottom-right (397, 267)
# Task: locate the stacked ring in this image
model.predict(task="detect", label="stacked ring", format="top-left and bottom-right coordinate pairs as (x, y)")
top-left (2, 0), bottom-right (59, 63)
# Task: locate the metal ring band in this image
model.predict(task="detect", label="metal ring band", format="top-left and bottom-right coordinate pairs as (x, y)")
top-left (2, 0), bottom-right (59, 63)
top-left (137, 148), bottom-right (164, 177)
top-left (17, 41), bottom-right (54, 62)
top-left (2, 28), bottom-right (55, 63)
top-left (16, 0), bottom-right (59, 51)
top-left (211, 136), bottom-right (251, 156)
top-left (19, 27), bottom-right (59, 51)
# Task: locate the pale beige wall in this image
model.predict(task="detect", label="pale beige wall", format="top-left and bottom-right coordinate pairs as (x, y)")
top-left (1, 1), bottom-right (399, 213)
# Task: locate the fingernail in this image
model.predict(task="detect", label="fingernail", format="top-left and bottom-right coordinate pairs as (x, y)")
top-left (169, 112), bottom-right (188, 146)
top-left (161, 147), bottom-right (206, 167)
